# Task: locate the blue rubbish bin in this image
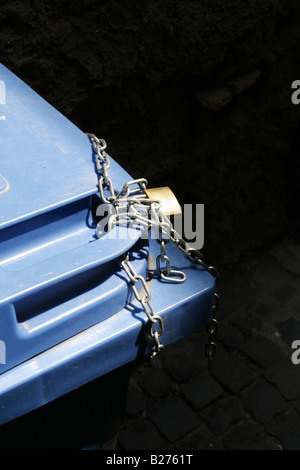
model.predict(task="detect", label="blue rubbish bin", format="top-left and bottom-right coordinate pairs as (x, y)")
top-left (0, 64), bottom-right (216, 449)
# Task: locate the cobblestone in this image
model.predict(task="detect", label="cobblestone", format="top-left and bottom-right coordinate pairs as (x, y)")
top-left (210, 350), bottom-right (255, 394)
top-left (180, 371), bottom-right (224, 411)
top-left (118, 237), bottom-right (300, 450)
top-left (241, 380), bottom-right (287, 424)
top-left (230, 313), bottom-right (262, 337)
top-left (118, 419), bottom-right (165, 450)
top-left (262, 360), bottom-right (300, 400)
top-left (136, 360), bottom-right (172, 399)
top-left (199, 397), bottom-right (245, 435)
top-left (147, 395), bottom-right (199, 443)
top-left (125, 384), bottom-right (149, 417)
top-left (217, 322), bottom-right (245, 348)
top-left (239, 335), bottom-right (286, 367)
top-left (161, 345), bottom-right (202, 383)
top-left (174, 423), bottom-right (223, 450)
top-left (223, 421), bottom-right (281, 450)
top-left (266, 410), bottom-right (300, 450)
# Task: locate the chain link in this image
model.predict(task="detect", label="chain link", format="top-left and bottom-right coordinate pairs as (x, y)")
top-left (121, 254), bottom-right (164, 359)
top-left (87, 134), bottom-right (220, 361)
top-left (156, 240), bottom-right (186, 283)
top-left (86, 133), bottom-right (115, 203)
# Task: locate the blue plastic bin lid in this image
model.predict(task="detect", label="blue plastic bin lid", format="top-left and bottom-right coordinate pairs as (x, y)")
top-left (0, 63), bottom-right (147, 376)
top-left (0, 64), bottom-right (130, 230)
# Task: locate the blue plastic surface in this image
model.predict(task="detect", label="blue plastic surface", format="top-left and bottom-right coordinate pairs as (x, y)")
top-left (0, 239), bottom-right (214, 425)
top-left (0, 64), bottom-right (215, 425)
top-left (0, 64), bottom-right (131, 230)
top-left (0, 64), bottom-right (145, 375)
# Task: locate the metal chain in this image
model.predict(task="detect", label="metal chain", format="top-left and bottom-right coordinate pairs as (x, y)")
top-left (86, 133), bottom-right (115, 203)
top-left (110, 193), bottom-right (187, 284)
top-left (170, 228), bottom-right (220, 361)
top-left (121, 254), bottom-right (164, 359)
top-left (87, 133), bottom-right (220, 360)
top-left (205, 293), bottom-right (219, 361)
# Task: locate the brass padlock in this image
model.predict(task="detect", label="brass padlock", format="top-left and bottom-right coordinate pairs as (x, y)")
top-left (144, 186), bottom-right (182, 216)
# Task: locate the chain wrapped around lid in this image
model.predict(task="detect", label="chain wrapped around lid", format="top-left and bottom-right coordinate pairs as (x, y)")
top-left (87, 133), bottom-right (220, 360)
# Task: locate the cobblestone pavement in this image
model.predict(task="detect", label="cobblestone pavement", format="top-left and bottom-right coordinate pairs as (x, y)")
top-left (117, 236), bottom-right (300, 450)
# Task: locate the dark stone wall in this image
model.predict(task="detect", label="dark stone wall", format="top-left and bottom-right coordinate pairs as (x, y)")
top-left (1, 0), bottom-right (300, 272)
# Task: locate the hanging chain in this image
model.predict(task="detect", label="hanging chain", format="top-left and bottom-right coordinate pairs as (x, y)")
top-left (170, 228), bottom-right (220, 360)
top-left (121, 254), bottom-right (164, 359)
top-left (206, 293), bottom-right (219, 361)
top-left (87, 133), bottom-right (219, 360)
top-left (87, 133), bottom-right (115, 203)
